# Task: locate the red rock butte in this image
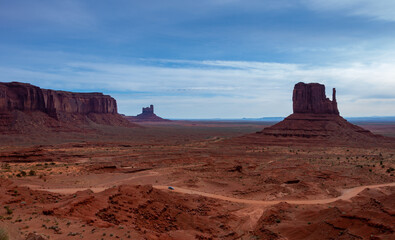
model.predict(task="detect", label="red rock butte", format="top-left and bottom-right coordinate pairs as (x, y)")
top-left (0, 82), bottom-right (135, 132)
top-left (126, 105), bottom-right (169, 122)
top-left (293, 82), bottom-right (339, 115)
top-left (238, 82), bottom-right (394, 146)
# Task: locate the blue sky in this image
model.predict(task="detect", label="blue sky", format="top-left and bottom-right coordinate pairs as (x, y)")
top-left (1, 0), bottom-right (395, 118)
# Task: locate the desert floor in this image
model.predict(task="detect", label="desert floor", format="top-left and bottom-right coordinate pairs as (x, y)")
top-left (0, 121), bottom-right (394, 240)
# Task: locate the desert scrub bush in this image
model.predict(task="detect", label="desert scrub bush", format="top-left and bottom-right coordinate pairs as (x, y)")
top-left (0, 228), bottom-right (9, 240)
top-left (4, 206), bottom-right (12, 215)
top-left (28, 170), bottom-right (36, 176)
top-left (1, 164), bottom-right (10, 171)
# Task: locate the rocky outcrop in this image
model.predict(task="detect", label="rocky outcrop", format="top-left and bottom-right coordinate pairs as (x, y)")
top-left (293, 82), bottom-right (339, 115)
top-left (142, 105), bottom-right (154, 114)
top-left (0, 82), bottom-right (46, 112)
top-left (0, 82), bottom-right (135, 131)
top-left (126, 105), bottom-right (169, 122)
top-left (0, 82), bottom-right (117, 115)
top-left (235, 82), bottom-right (394, 146)
top-left (43, 89), bottom-right (117, 119)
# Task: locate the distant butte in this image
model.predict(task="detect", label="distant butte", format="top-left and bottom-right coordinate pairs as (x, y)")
top-left (237, 82), bottom-right (394, 146)
top-left (293, 82), bottom-right (339, 115)
top-left (0, 82), bottom-right (137, 132)
top-left (126, 105), bottom-right (170, 122)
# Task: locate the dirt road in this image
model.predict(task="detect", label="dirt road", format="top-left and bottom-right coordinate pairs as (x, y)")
top-left (154, 182), bottom-right (395, 205)
top-left (29, 182), bottom-right (395, 205)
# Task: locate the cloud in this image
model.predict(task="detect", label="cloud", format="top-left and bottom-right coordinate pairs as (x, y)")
top-left (1, 58), bottom-right (395, 118)
top-left (303, 0), bottom-right (395, 22)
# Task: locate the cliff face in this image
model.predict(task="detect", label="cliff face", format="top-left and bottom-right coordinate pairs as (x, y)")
top-left (142, 105), bottom-right (154, 114)
top-left (43, 90), bottom-right (117, 116)
top-left (0, 82), bottom-right (117, 115)
top-left (0, 82), bottom-right (134, 131)
top-left (293, 82), bottom-right (339, 115)
top-left (0, 82), bottom-right (46, 112)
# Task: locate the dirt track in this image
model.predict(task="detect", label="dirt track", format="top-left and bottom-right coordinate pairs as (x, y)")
top-left (29, 182), bottom-right (395, 206)
top-left (154, 182), bottom-right (395, 205)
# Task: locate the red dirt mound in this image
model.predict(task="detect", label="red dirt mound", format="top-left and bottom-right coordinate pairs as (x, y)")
top-left (43, 184), bottom-right (241, 239)
top-left (253, 186), bottom-right (395, 239)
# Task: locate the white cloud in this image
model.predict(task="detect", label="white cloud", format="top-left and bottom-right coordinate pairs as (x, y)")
top-left (303, 0), bottom-right (395, 22)
top-left (1, 59), bottom-right (395, 118)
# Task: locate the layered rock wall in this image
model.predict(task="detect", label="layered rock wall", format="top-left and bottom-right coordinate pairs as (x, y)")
top-left (0, 82), bottom-right (118, 116)
top-left (43, 90), bottom-right (117, 115)
top-left (293, 82), bottom-right (339, 115)
top-left (0, 82), bottom-right (46, 112)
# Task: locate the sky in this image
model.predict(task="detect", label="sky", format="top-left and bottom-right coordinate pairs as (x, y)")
top-left (0, 0), bottom-right (395, 118)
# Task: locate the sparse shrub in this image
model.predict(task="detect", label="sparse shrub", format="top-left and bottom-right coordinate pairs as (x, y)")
top-left (4, 206), bottom-right (12, 215)
top-left (20, 171), bottom-right (26, 177)
top-left (386, 167), bottom-right (394, 173)
top-left (0, 228), bottom-right (9, 240)
top-left (29, 170), bottom-right (36, 176)
top-left (1, 164), bottom-right (10, 170)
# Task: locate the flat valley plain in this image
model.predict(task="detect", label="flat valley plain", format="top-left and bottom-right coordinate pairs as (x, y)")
top-left (0, 121), bottom-right (394, 240)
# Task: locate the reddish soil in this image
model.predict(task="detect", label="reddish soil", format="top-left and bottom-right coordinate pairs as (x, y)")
top-left (0, 121), bottom-right (394, 239)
